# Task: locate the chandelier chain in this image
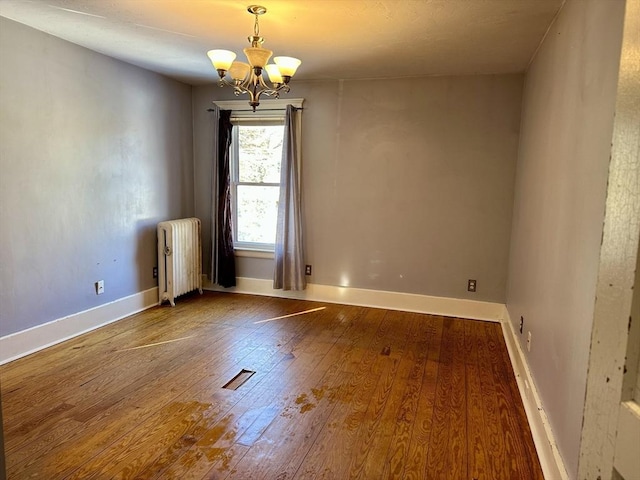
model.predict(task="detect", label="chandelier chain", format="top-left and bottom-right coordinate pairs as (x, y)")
top-left (253, 14), bottom-right (260, 36)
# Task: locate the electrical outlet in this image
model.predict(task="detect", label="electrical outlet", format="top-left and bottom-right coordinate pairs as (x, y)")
top-left (305, 265), bottom-right (312, 276)
top-left (519, 316), bottom-right (524, 334)
top-left (153, 267), bottom-right (158, 278)
top-left (95, 280), bottom-right (104, 295)
top-left (467, 279), bottom-right (476, 292)
top-left (527, 331), bottom-right (532, 352)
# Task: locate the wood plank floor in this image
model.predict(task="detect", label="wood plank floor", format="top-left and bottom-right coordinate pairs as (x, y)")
top-left (0, 292), bottom-right (543, 479)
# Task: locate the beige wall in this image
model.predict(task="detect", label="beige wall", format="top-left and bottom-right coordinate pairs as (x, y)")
top-left (194, 74), bottom-right (523, 303)
top-left (0, 18), bottom-right (194, 336)
top-left (628, 243), bottom-right (640, 402)
top-left (634, 245), bottom-right (640, 402)
top-left (505, 0), bottom-right (625, 477)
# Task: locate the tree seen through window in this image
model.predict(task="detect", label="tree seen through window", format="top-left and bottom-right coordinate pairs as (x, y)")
top-left (232, 124), bottom-right (284, 248)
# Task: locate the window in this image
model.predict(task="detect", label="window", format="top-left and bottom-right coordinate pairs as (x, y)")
top-left (214, 97), bottom-right (303, 254)
top-left (230, 118), bottom-right (285, 251)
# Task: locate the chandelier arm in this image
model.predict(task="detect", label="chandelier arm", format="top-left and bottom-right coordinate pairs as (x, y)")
top-left (218, 78), bottom-right (256, 100)
top-left (279, 83), bottom-right (291, 95)
top-left (249, 74), bottom-right (259, 101)
top-left (218, 78), bottom-right (239, 89)
top-left (250, 81), bottom-right (260, 104)
top-left (231, 71), bottom-right (255, 96)
top-left (252, 70), bottom-right (260, 88)
top-left (257, 72), bottom-right (274, 90)
top-left (225, 76), bottom-right (290, 97)
top-left (233, 84), bottom-right (248, 96)
top-left (254, 88), bottom-right (277, 105)
top-left (239, 73), bottom-right (253, 91)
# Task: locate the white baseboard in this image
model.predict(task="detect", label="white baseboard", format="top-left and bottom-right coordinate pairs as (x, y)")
top-left (501, 306), bottom-right (569, 480)
top-left (204, 276), bottom-right (504, 322)
top-left (0, 287), bottom-right (159, 365)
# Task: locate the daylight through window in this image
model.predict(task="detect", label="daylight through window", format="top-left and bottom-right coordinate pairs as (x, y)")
top-left (230, 119), bottom-right (285, 251)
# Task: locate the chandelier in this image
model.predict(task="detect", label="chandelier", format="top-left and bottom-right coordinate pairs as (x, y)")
top-left (207, 5), bottom-right (301, 111)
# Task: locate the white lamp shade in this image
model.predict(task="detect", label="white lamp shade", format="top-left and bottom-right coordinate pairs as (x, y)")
top-left (229, 61), bottom-right (251, 81)
top-left (207, 50), bottom-right (237, 71)
top-left (274, 56), bottom-right (301, 77)
top-left (243, 46), bottom-right (273, 68)
top-left (264, 64), bottom-right (283, 84)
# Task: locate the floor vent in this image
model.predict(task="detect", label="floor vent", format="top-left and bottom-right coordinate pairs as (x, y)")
top-left (223, 369), bottom-right (256, 390)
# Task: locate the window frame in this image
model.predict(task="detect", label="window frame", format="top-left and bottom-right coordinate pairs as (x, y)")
top-left (213, 98), bottom-right (304, 256)
top-left (229, 117), bottom-right (285, 252)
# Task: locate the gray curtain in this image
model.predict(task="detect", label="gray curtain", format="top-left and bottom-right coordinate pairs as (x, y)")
top-left (273, 105), bottom-right (306, 290)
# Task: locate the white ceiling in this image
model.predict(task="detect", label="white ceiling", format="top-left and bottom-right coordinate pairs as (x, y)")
top-left (0, 0), bottom-right (564, 86)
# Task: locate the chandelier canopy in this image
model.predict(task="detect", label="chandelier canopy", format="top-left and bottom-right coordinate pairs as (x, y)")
top-left (207, 5), bottom-right (301, 111)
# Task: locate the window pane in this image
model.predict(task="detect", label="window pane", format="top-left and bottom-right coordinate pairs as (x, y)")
top-left (238, 126), bottom-right (283, 183)
top-left (236, 185), bottom-right (279, 244)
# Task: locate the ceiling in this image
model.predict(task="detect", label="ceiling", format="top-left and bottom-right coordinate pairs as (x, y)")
top-left (0, 0), bottom-right (564, 86)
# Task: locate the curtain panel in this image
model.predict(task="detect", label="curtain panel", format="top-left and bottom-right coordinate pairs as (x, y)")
top-left (273, 105), bottom-right (306, 291)
top-left (211, 108), bottom-right (236, 287)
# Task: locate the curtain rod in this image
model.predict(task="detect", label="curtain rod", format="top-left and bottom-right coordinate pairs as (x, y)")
top-left (206, 107), bottom-right (303, 112)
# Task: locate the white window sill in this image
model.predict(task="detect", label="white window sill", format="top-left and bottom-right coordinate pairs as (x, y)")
top-left (234, 248), bottom-right (275, 259)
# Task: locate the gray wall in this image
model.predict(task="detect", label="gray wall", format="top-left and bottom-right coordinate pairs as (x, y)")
top-left (0, 18), bottom-right (194, 337)
top-left (505, 0), bottom-right (625, 477)
top-left (194, 75), bottom-right (523, 303)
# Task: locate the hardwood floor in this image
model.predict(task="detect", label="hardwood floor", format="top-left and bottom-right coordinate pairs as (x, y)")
top-left (1, 292), bottom-right (543, 479)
